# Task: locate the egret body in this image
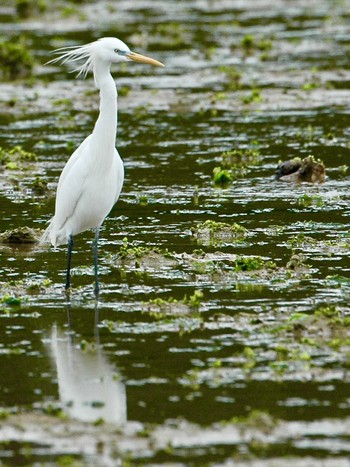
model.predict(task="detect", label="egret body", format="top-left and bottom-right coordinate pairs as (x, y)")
top-left (43, 37), bottom-right (164, 296)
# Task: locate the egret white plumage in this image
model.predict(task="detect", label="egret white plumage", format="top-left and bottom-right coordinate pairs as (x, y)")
top-left (42, 37), bottom-right (164, 296)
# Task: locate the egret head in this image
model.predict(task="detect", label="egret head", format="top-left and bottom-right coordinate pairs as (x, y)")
top-left (49, 37), bottom-right (164, 79)
top-left (94, 37), bottom-right (164, 67)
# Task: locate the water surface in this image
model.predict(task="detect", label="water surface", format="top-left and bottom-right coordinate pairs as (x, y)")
top-left (0, 0), bottom-right (350, 465)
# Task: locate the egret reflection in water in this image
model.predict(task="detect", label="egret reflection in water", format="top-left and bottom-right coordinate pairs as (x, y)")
top-left (48, 323), bottom-right (126, 425)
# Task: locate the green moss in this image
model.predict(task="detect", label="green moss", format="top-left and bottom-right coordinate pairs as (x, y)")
top-left (243, 346), bottom-right (256, 369)
top-left (191, 220), bottom-right (248, 248)
top-left (30, 176), bottom-right (48, 194)
top-left (61, 6), bottom-right (79, 18)
top-left (241, 34), bottom-right (255, 49)
top-left (183, 368), bottom-right (201, 391)
top-left (144, 290), bottom-right (204, 318)
top-left (213, 166), bottom-right (233, 186)
top-left (297, 193), bottom-right (324, 207)
top-left (302, 81), bottom-right (319, 91)
top-left (26, 279), bottom-right (52, 294)
top-left (221, 147), bottom-right (260, 169)
top-left (339, 164), bottom-right (348, 175)
top-left (211, 92), bottom-right (227, 103)
top-left (0, 39), bottom-right (34, 80)
top-left (0, 145), bottom-right (38, 169)
top-left (289, 312), bottom-right (309, 321)
top-left (148, 297), bottom-right (178, 308)
top-left (52, 98), bottom-right (73, 108)
top-left (257, 38), bottom-right (273, 52)
top-left (191, 259), bottom-right (216, 274)
top-left (217, 146), bottom-right (261, 180)
top-left (287, 233), bottom-right (315, 248)
top-left (42, 403), bottom-right (66, 418)
top-left (241, 88), bottom-right (262, 104)
top-left (118, 86), bottom-right (131, 97)
top-left (5, 161), bottom-right (18, 170)
top-left (241, 34), bottom-right (273, 54)
top-left (118, 237), bottom-right (174, 260)
top-left (314, 305), bottom-right (340, 319)
top-left (56, 456), bottom-right (81, 467)
top-left (93, 418), bottom-right (105, 426)
top-left (210, 358), bottom-right (222, 368)
top-left (183, 290), bottom-right (203, 308)
top-left (206, 220), bottom-right (245, 234)
top-left (138, 194), bottom-right (148, 206)
top-left (326, 274), bottom-right (350, 284)
top-left (229, 409), bottom-right (277, 431)
top-left (151, 23), bottom-right (190, 50)
top-left (218, 65), bottom-right (242, 91)
top-left (16, 0), bottom-right (46, 18)
top-left (79, 340), bottom-right (97, 352)
top-left (1, 294), bottom-right (22, 306)
top-left (192, 220), bottom-right (247, 240)
top-left (0, 408), bottom-right (10, 419)
top-left (234, 256), bottom-right (276, 272)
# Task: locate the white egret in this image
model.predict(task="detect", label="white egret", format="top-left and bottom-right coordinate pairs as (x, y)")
top-left (42, 37), bottom-right (164, 296)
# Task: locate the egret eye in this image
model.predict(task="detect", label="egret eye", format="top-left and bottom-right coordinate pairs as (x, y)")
top-left (115, 49), bottom-right (128, 56)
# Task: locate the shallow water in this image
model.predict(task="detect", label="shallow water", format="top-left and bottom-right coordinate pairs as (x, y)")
top-left (1, 0), bottom-right (350, 465)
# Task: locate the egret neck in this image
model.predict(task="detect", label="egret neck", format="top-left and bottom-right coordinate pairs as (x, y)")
top-left (90, 58), bottom-right (118, 169)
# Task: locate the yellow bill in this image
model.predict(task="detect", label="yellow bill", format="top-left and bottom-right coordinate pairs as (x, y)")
top-left (127, 51), bottom-right (164, 67)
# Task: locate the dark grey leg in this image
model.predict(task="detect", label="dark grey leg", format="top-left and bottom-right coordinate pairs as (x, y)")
top-left (93, 228), bottom-right (100, 298)
top-left (65, 234), bottom-right (73, 291)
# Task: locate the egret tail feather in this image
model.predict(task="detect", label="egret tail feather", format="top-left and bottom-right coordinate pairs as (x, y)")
top-left (40, 222), bottom-right (52, 245)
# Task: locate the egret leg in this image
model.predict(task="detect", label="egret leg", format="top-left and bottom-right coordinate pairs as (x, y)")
top-left (93, 228), bottom-right (100, 298)
top-left (65, 234), bottom-right (73, 292)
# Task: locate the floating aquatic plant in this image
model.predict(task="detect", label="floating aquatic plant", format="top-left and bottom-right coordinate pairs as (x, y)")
top-left (143, 290), bottom-right (204, 319)
top-left (213, 166), bottom-right (233, 186)
top-left (0, 145), bottom-right (37, 169)
top-left (234, 256), bottom-right (276, 272)
top-left (191, 220), bottom-right (247, 246)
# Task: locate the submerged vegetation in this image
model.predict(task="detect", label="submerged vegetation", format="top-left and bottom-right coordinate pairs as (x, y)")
top-left (0, 226), bottom-right (41, 243)
top-left (191, 220), bottom-right (247, 245)
top-left (0, 39), bottom-right (34, 80)
top-left (0, 145), bottom-right (37, 169)
top-left (15, 0), bottom-right (47, 18)
top-left (143, 289), bottom-right (204, 319)
top-left (213, 146), bottom-right (261, 185)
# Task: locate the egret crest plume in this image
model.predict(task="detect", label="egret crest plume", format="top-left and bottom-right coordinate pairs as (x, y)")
top-left (47, 42), bottom-right (100, 79)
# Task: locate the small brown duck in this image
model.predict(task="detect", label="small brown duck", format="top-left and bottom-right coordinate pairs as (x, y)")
top-left (276, 155), bottom-right (325, 183)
